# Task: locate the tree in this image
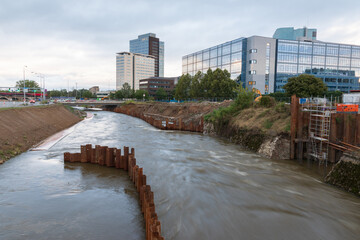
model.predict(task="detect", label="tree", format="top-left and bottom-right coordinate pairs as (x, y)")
top-left (283, 74), bottom-right (327, 98)
top-left (122, 83), bottom-right (134, 98)
top-left (80, 89), bottom-right (93, 99)
top-left (175, 74), bottom-right (191, 100)
top-left (209, 68), bottom-right (236, 99)
top-left (114, 90), bottom-right (124, 99)
top-left (134, 89), bottom-right (149, 100)
top-left (16, 80), bottom-right (40, 88)
top-left (190, 71), bottom-right (203, 98)
top-left (156, 88), bottom-right (168, 100)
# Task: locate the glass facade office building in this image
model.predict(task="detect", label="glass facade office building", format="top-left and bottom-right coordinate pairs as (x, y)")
top-left (276, 39), bottom-right (360, 92)
top-left (130, 33), bottom-right (164, 77)
top-left (182, 38), bottom-right (247, 83)
top-left (182, 28), bottom-right (360, 94)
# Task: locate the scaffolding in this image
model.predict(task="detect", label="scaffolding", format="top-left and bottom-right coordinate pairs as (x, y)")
top-left (301, 97), bottom-right (336, 165)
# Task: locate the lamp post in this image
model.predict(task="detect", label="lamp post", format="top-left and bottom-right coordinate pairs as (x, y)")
top-left (23, 66), bottom-right (27, 104)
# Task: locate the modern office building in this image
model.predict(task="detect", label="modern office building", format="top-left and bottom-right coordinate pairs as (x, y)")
top-left (130, 33), bottom-right (164, 77)
top-left (182, 27), bottom-right (360, 94)
top-left (116, 52), bottom-right (155, 90)
top-left (139, 77), bottom-right (177, 97)
top-left (89, 86), bottom-right (99, 95)
top-left (273, 27), bottom-right (317, 41)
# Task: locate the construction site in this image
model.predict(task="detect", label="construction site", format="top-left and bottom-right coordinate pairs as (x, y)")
top-left (290, 94), bottom-right (360, 164)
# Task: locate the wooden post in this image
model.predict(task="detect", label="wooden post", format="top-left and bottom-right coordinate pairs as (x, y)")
top-left (106, 148), bottom-right (115, 167)
top-left (356, 115), bottom-right (360, 146)
top-left (290, 95), bottom-right (299, 159)
top-left (329, 113), bottom-right (337, 163)
top-left (99, 146), bottom-right (107, 166)
top-left (124, 146), bottom-right (129, 171)
top-left (64, 152), bottom-right (71, 162)
top-left (115, 148), bottom-right (121, 169)
top-left (94, 145), bottom-right (101, 164)
top-left (85, 144), bottom-right (92, 163)
top-left (297, 109), bottom-right (304, 161)
top-left (343, 114), bottom-right (351, 144)
top-left (80, 145), bottom-right (87, 163)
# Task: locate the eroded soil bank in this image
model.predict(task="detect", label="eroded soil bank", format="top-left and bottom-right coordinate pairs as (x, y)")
top-left (0, 105), bottom-right (83, 163)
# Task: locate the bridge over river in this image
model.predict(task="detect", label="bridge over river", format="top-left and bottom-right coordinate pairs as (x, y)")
top-left (61, 100), bottom-right (124, 108)
top-left (0, 110), bottom-right (359, 240)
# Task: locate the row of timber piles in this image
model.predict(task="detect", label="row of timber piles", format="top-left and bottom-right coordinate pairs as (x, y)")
top-left (290, 95), bottom-right (360, 163)
top-left (114, 107), bottom-right (204, 132)
top-left (64, 144), bottom-right (164, 240)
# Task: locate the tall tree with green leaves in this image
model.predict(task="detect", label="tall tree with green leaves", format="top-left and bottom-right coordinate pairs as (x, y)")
top-left (134, 89), bottom-right (149, 100)
top-left (283, 74), bottom-right (327, 97)
top-left (120, 83), bottom-right (133, 98)
top-left (190, 71), bottom-right (203, 98)
top-left (209, 69), bottom-right (236, 99)
top-left (200, 69), bottom-right (213, 98)
top-left (175, 74), bottom-right (192, 100)
top-left (15, 80), bottom-right (40, 88)
top-left (156, 88), bottom-right (168, 100)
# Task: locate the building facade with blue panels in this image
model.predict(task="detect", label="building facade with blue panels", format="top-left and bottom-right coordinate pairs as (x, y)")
top-left (275, 39), bottom-right (360, 92)
top-left (182, 27), bottom-right (360, 94)
top-left (130, 33), bottom-right (164, 77)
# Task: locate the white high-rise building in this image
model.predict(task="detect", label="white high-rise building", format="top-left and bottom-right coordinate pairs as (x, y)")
top-left (116, 52), bottom-right (155, 90)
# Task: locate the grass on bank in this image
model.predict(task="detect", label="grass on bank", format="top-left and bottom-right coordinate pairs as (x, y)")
top-left (204, 89), bottom-right (291, 134)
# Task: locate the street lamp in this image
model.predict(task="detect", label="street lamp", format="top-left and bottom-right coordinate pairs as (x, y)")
top-left (23, 65), bottom-right (27, 104)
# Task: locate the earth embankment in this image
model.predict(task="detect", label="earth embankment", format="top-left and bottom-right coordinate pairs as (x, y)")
top-left (0, 105), bottom-right (83, 163)
top-left (114, 101), bottom-right (231, 132)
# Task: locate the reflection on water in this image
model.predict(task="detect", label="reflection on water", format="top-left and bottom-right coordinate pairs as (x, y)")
top-left (1, 111), bottom-right (359, 240)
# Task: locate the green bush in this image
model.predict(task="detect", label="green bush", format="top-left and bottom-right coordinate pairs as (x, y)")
top-left (275, 102), bottom-right (287, 113)
top-left (258, 96), bottom-right (276, 108)
top-left (205, 87), bottom-right (254, 124)
top-left (234, 87), bottom-right (255, 110)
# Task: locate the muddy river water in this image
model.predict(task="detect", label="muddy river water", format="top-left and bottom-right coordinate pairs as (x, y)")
top-left (0, 111), bottom-right (359, 240)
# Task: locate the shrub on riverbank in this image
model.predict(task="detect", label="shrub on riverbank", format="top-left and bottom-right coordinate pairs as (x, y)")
top-left (204, 87), bottom-right (291, 140)
top-left (204, 87), bottom-right (255, 125)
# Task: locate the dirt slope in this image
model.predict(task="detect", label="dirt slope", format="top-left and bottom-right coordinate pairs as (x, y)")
top-left (114, 101), bottom-right (232, 132)
top-left (0, 105), bottom-right (83, 163)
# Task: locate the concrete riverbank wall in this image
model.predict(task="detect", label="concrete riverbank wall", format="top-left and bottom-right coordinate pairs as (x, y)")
top-left (64, 144), bottom-right (164, 240)
top-left (0, 105), bottom-right (84, 164)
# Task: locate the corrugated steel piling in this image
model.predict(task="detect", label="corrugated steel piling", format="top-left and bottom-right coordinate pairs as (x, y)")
top-left (64, 145), bottom-right (164, 240)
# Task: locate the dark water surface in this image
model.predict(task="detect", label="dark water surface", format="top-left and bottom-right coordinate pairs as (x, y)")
top-left (1, 111), bottom-right (359, 240)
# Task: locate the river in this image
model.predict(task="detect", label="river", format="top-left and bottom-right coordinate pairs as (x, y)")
top-left (0, 111), bottom-right (359, 240)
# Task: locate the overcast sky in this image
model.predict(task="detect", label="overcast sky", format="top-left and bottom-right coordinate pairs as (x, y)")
top-left (1, 0), bottom-right (359, 91)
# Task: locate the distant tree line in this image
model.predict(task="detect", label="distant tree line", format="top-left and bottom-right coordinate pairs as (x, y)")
top-left (175, 68), bottom-right (237, 100)
top-left (48, 89), bottom-right (94, 99)
top-left (111, 83), bottom-right (172, 101)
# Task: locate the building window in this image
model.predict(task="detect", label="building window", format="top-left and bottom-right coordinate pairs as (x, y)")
top-left (249, 70), bottom-right (256, 75)
top-left (249, 60), bottom-right (257, 64)
top-left (248, 81), bottom-right (256, 85)
top-left (249, 49), bottom-right (257, 53)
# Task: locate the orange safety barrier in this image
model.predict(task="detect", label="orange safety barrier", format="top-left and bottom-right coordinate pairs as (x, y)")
top-left (336, 104), bottom-right (359, 113)
top-left (64, 145), bottom-right (164, 240)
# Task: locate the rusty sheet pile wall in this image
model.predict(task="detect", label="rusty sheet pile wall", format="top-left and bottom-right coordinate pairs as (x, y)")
top-left (290, 95), bottom-right (360, 163)
top-left (114, 107), bottom-right (204, 132)
top-left (64, 144), bottom-right (164, 240)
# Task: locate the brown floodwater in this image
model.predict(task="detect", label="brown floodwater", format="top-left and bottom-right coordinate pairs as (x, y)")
top-left (0, 111), bottom-right (359, 240)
